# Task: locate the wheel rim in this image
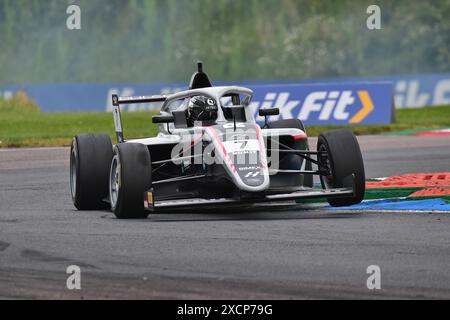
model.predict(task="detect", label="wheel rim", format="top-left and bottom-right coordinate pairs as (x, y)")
top-left (318, 144), bottom-right (333, 189)
top-left (70, 145), bottom-right (77, 201)
top-left (109, 155), bottom-right (120, 209)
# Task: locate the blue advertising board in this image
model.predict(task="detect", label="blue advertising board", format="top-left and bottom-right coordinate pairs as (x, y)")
top-left (0, 82), bottom-right (186, 112)
top-left (0, 81), bottom-right (394, 125)
top-left (249, 82), bottom-right (393, 125)
top-left (3, 82), bottom-right (393, 124)
top-left (239, 73), bottom-right (450, 109)
top-left (323, 73), bottom-right (450, 109)
top-left (2, 72), bottom-right (449, 114)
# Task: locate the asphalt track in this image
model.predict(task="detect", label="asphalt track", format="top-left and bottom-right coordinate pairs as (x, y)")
top-left (0, 135), bottom-right (449, 299)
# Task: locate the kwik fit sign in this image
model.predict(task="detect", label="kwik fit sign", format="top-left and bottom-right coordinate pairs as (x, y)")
top-left (250, 82), bottom-right (393, 125)
top-left (0, 81), bottom-right (393, 125)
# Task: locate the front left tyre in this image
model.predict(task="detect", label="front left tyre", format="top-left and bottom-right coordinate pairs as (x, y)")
top-left (70, 134), bottom-right (113, 210)
top-left (317, 129), bottom-right (365, 207)
top-left (109, 143), bottom-right (152, 219)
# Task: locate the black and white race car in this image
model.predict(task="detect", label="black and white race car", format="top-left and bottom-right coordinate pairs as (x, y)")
top-left (70, 62), bottom-right (365, 219)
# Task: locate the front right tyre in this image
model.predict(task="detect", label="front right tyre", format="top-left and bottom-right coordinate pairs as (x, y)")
top-left (109, 143), bottom-right (152, 219)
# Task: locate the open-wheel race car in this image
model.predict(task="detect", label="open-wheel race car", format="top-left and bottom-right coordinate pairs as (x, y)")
top-left (70, 62), bottom-right (365, 219)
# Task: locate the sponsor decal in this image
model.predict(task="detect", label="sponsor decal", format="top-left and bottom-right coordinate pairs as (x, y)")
top-left (244, 171), bottom-right (260, 178)
top-left (238, 166), bottom-right (261, 172)
top-left (143, 190), bottom-right (154, 209)
top-left (147, 191), bottom-right (153, 205)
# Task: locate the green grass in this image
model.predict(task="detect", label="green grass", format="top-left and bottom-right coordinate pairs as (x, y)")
top-left (305, 105), bottom-right (450, 137)
top-left (0, 111), bottom-right (159, 148)
top-left (1, 93), bottom-right (449, 148)
top-left (0, 91), bottom-right (158, 147)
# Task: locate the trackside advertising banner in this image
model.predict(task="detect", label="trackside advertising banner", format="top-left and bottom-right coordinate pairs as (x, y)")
top-left (0, 82), bottom-right (394, 125)
top-left (250, 82), bottom-right (393, 125)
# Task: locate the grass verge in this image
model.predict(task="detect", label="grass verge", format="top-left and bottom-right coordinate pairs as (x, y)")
top-left (1, 93), bottom-right (449, 148)
top-left (0, 111), bottom-right (159, 148)
top-left (305, 105), bottom-right (450, 136)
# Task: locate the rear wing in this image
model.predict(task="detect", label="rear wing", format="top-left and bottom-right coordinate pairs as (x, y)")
top-left (111, 94), bottom-right (167, 143)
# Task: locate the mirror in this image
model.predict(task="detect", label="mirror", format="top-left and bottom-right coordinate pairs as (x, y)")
top-left (259, 108), bottom-right (280, 117)
top-left (152, 115), bottom-right (175, 124)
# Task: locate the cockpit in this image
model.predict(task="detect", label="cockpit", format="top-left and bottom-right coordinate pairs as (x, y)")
top-left (152, 62), bottom-right (255, 131)
top-left (159, 87), bottom-right (254, 131)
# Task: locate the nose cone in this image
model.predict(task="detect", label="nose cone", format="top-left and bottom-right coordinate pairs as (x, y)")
top-left (206, 124), bottom-right (270, 192)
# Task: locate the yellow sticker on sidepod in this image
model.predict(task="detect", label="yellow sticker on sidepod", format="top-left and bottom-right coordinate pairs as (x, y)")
top-left (147, 192), bottom-right (154, 205)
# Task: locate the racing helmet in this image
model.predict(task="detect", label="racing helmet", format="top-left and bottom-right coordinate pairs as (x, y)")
top-left (187, 96), bottom-right (218, 124)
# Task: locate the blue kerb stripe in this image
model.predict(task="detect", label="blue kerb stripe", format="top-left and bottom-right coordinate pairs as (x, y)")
top-left (327, 199), bottom-right (450, 211)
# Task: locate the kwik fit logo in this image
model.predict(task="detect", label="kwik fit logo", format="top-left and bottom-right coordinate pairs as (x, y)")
top-left (251, 90), bottom-right (375, 124)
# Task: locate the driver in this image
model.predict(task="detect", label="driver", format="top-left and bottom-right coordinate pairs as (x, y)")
top-left (187, 96), bottom-right (218, 126)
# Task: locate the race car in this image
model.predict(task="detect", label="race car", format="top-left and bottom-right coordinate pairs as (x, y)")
top-left (70, 62), bottom-right (365, 219)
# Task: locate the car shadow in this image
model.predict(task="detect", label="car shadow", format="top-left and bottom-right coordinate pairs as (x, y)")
top-left (138, 204), bottom-right (364, 223)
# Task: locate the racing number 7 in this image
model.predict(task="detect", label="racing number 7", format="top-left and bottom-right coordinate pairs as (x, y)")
top-left (239, 141), bottom-right (248, 150)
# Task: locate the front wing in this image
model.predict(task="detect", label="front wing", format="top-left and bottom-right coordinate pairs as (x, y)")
top-left (143, 187), bottom-right (353, 211)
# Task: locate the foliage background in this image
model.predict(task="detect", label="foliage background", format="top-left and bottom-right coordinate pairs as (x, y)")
top-left (1, 0), bottom-right (450, 85)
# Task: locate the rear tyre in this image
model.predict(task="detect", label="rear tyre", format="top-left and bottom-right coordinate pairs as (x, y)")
top-left (109, 143), bottom-right (152, 219)
top-left (267, 119), bottom-right (313, 187)
top-left (317, 129), bottom-right (365, 207)
top-left (70, 134), bottom-right (113, 210)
